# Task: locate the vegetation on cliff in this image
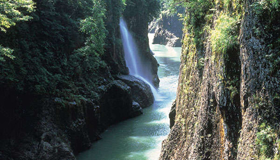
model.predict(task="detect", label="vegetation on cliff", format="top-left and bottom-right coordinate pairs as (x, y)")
top-left (0, 0), bottom-right (160, 105)
top-left (0, 0), bottom-right (110, 99)
top-left (0, 0), bottom-right (161, 159)
top-left (160, 0), bottom-right (280, 159)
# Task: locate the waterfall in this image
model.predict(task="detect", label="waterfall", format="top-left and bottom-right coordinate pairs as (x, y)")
top-left (120, 18), bottom-right (139, 76)
top-left (120, 17), bottom-right (160, 100)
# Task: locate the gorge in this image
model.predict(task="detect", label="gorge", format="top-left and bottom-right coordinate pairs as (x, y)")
top-left (160, 0), bottom-right (280, 160)
top-left (0, 0), bottom-right (280, 160)
top-left (77, 33), bottom-right (181, 160)
top-left (0, 0), bottom-right (161, 159)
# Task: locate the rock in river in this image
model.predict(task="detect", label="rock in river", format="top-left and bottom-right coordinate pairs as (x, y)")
top-left (116, 75), bottom-right (154, 108)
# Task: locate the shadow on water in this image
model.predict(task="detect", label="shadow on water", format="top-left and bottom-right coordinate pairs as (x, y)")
top-left (77, 103), bottom-right (171, 160)
top-left (77, 34), bottom-right (181, 160)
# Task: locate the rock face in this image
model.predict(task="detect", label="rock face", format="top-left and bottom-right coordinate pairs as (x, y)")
top-left (169, 101), bottom-right (176, 128)
top-left (99, 80), bottom-right (135, 127)
top-left (130, 101), bottom-right (143, 118)
top-left (0, 0), bottom-right (159, 159)
top-left (0, 79), bottom-right (149, 160)
top-left (153, 28), bottom-right (181, 47)
top-left (151, 7), bottom-right (184, 47)
top-left (116, 75), bottom-right (154, 108)
top-left (160, 1), bottom-right (280, 160)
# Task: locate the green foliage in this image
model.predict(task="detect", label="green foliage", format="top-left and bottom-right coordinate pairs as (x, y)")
top-left (210, 13), bottom-right (239, 55)
top-left (124, 0), bottom-right (160, 23)
top-left (79, 0), bottom-right (106, 57)
top-left (256, 123), bottom-right (279, 160)
top-left (180, 0), bottom-right (213, 59)
top-left (160, 0), bottom-right (186, 14)
top-left (0, 0), bottom-right (35, 32)
top-left (0, 45), bottom-right (14, 61)
top-left (252, 0), bottom-right (279, 15)
top-left (0, 0), bottom-right (110, 97)
top-left (251, 0), bottom-right (280, 76)
top-left (190, 1), bottom-right (213, 41)
top-left (69, 0), bottom-right (107, 84)
top-left (122, 0), bottom-right (126, 5)
top-left (0, 0), bottom-right (35, 61)
top-left (147, 0), bottom-right (161, 21)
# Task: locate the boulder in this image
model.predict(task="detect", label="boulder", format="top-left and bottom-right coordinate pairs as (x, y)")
top-left (129, 101), bottom-right (143, 118)
top-left (99, 80), bottom-right (134, 127)
top-left (116, 75), bottom-right (154, 108)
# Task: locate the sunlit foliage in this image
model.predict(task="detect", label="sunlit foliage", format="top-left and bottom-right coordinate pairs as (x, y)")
top-left (210, 13), bottom-right (239, 54)
top-left (0, 0), bottom-right (35, 61)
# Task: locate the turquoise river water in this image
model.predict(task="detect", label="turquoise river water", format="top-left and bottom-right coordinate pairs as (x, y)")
top-left (77, 34), bottom-right (181, 160)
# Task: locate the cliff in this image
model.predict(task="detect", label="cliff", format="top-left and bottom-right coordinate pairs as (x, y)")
top-left (0, 0), bottom-right (160, 159)
top-left (160, 0), bottom-right (280, 159)
top-left (123, 0), bottom-right (160, 87)
top-left (149, 7), bottom-right (184, 47)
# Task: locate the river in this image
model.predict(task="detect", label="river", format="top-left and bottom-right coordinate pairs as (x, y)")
top-left (77, 33), bottom-right (181, 160)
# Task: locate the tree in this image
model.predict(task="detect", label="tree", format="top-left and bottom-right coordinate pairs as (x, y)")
top-left (0, 0), bottom-right (35, 61)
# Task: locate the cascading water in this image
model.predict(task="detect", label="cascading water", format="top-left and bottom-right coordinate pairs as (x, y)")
top-left (77, 31), bottom-right (181, 160)
top-left (120, 17), bottom-right (160, 100)
top-left (120, 18), bottom-right (139, 76)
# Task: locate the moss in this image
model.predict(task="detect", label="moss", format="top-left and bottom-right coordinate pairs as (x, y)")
top-left (210, 13), bottom-right (239, 55)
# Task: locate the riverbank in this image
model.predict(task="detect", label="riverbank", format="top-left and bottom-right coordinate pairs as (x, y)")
top-left (77, 34), bottom-right (181, 160)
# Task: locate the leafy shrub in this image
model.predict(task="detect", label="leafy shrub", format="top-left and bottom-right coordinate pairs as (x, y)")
top-left (210, 13), bottom-right (239, 55)
top-left (0, 0), bottom-right (35, 61)
top-left (256, 123), bottom-right (279, 160)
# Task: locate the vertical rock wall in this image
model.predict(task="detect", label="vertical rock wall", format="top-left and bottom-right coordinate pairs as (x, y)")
top-left (160, 0), bottom-right (280, 159)
top-left (238, 0), bottom-right (280, 159)
top-left (0, 0), bottom-right (159, 159)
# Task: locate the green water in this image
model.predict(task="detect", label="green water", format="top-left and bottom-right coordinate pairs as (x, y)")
top-left (77, 34), bottom-right (181, 160)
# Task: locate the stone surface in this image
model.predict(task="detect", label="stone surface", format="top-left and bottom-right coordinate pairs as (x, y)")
top-left (160, 1), bottom-right (280, 160)
top-left (150, 7), bottom-right (184, 47)
top-left (0, 0), bottom-right (159, 159)
top-left (116, 75), bottom-right (154, 108)
top-left (0, 80), bottom-right (145, 160)
top-left (129, 101), bottom-right (143, 118)
top-left (99, 80), bottom-right (133, 127)
top-left (169, 101), bottom-right (176, 128)
top-left (153, 28), bottom-right (181, 47)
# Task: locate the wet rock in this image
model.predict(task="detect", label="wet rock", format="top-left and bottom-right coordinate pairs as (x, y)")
top-left (123, 0), bottom-right (160, 88)
top-left (116, 75), bottom-right (154, 108)
top-left (129, 101), bottom-right (143, 118)
top-left (169, 101), bottom-right (176, 128)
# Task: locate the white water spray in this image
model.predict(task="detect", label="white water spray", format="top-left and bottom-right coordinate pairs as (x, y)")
top-left (120, 17), bottom-right (161, 100)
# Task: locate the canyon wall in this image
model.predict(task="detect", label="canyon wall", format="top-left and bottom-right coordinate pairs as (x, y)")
top-left (0, 0), bottom-right (159, 159)
top-left (160, 0), bottom-right (280, 159)
top-left (150, 7), bottom-right (184, 47)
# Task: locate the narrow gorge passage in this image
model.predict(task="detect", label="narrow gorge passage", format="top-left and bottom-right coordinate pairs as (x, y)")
top-left (77, 33), bottom-right (181, 160)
